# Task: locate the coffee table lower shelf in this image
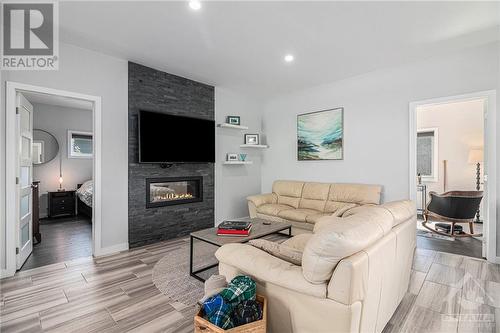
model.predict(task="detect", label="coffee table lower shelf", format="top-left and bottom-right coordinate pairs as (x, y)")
top-left (189, 220), bottom-right (291, 282)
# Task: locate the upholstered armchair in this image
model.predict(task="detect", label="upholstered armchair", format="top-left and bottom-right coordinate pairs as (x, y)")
top-left (422, 191), bottom-right (483, 237)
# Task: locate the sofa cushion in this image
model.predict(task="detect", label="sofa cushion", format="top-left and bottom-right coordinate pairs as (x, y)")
top-left (298, 183), bottom-right (330, 211)
top-left (324, 201), bottom-right (358, 215)
top-left (328, 183), bottom-right (382, 205)
top-left (249, 239), bottom-right (303, 266)
top-left (273, 180), bottom-right (304, 208)
top-left (305, 213), bottom-right (330, 224)
top-left (302, 206), bottom-right (394, 284)
top-left (257, 204), bottom-right (294, 216)
top-left (282, 233), bottom-right (312, 252)
top-left (278, 208), bottom-right (321, 223)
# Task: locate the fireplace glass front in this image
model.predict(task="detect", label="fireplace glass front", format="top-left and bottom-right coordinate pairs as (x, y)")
top-left (146, 177), bottom-right (202, 208)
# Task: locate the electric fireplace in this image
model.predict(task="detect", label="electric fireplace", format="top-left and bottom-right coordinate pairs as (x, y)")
top-left (146, 176), bottom-right (203, 208)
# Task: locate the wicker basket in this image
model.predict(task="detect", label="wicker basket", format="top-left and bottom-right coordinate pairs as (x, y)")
top-left (194, 294), bottom-right (267, 333)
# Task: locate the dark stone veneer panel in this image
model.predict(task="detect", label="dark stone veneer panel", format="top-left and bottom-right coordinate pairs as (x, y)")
top-left (128, 62), bottom-right (214, 248)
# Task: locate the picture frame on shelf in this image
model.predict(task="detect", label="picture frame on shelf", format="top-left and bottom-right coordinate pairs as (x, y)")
top-left (227, 153), bottom-right (239, 161)
top-left (227, 116), bottom-right (241, 125)
top-left (244, 134), bottom-right (259, 145)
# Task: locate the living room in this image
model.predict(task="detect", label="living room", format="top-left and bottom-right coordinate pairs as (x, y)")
top-left (0, 1), bottom-right (499, 332)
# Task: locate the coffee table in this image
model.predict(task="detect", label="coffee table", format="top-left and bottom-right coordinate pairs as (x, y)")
top-left (189, 218), bottom-right (292, 281)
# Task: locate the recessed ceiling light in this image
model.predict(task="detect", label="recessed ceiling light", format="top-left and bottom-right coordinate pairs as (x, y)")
top-left (189, 0), bottom-right (201, 10)
top-left (284, 54), bottom-right (294, 63)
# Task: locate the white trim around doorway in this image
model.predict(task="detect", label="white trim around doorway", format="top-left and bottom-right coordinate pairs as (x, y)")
top-left (3, 81), bottom-right (103, 278)
top-left (409, 90), bottom-right (497, 264)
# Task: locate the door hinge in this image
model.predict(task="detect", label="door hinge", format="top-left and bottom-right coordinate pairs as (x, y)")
top-left (16, 107), bottom-right (19, 115)
top-left (16, 177), bottom-right (19, 185)
top-left (16, 247), bottom-right (19, 254)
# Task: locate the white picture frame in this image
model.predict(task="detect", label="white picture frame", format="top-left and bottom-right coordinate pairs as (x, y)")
top-left (227, 153), bottom-right (239, 161)
top-left (68, 130), bottom-right (93, 159)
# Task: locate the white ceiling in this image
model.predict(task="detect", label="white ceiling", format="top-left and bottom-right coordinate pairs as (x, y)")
top-left (23, 91), bottom-right (93, 110)
top-left (59, 1), bottom-right (500, 97)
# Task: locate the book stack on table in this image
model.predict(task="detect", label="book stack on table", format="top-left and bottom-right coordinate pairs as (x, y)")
top-left (217, 220), bottom-right (252, 236)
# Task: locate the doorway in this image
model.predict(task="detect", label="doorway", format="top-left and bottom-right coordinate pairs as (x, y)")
top-left (4, 82), bottom-right (102, 277)
top-left (409, 91), bottom-right (497, 263)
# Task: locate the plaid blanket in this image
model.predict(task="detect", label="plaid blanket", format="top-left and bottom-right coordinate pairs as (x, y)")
top-left (233, 300), bottom-right (263, 326)
top-left (220, 275), bottom-right (256, 307)
top-left (203, 294), bottom-right (234, 329)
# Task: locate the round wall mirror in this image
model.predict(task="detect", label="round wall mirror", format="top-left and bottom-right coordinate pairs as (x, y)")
top-left (33, 129), bottom-right (59, 165)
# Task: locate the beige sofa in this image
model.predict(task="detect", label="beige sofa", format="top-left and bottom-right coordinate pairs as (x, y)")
top-left (216, 200), bottom-right (416, 333)
top-left (247, 180), bottom-right (382, 234)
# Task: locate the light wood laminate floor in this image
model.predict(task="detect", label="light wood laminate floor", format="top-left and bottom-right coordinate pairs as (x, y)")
top-left (1, 237), bottom-right (499, 332)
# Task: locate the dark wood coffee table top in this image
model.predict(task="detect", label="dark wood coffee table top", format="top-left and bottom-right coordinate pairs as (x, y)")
top-left (190, 218), bottom-right (291, 247)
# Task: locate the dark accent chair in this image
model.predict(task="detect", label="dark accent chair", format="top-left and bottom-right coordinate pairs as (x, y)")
top-left (422, 191), bottom-right (483, 237)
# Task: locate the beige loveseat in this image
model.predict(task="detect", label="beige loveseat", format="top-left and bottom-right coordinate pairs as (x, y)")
top-left (247, 180), bottom-right (382, 234)
top-left (216, 200), bottom-right (416, 333)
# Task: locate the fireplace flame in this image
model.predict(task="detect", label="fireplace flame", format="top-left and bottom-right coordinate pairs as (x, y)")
top-left (152, 192), bottom-right (194, 202)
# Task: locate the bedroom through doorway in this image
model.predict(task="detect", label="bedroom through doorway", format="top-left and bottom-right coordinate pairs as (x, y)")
top-left (16, 90), bottom-right (95, 271)
top-left (7, 87), bottom-right (94, 271)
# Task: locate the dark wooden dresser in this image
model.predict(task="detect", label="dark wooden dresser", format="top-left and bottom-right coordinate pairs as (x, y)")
top-left (48, 190), bottom-right (76, 218)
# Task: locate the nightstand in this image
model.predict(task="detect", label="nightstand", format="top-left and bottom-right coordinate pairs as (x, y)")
top-left (48, 190), bottom-right (76, 218)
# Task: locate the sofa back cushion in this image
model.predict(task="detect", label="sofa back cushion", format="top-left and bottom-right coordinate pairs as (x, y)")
top-left (302, 206), bottom-right (394, 284)
top-left (273, 180), bottom-right (305, 208)
top-left (298, 182), bottom-right (330, 211)
top-left (328, 183), bottom-right (382, 205)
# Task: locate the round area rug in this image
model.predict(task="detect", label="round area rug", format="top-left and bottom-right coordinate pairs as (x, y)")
top-left (152, 233), bottom-right (289, 306)
top-left (152, 239), bottom-right (218, 306)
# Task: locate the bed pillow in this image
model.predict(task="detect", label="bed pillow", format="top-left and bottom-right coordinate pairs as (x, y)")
top-left (249, 239), bottom-right (303, 266)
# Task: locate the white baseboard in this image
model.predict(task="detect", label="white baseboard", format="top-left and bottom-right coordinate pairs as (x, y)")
top-left (94, 242), bottom-right (129, 257)
top-left (1, 267), bottom-right (16, 279)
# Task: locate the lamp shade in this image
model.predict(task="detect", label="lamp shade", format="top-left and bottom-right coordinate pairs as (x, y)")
top-left (468, 149), bottom-right (483, 164)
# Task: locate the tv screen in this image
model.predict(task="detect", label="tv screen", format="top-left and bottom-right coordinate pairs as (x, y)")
top-left (139, 110), bottom-right (215, 163)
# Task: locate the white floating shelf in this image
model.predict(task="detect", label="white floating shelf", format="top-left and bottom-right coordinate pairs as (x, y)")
top-left (217, 123), bottom-right (249, 130)
top-left (240, 144), bottom-right (269, 149)
top-left (223, 161), bottom-right (253, 165)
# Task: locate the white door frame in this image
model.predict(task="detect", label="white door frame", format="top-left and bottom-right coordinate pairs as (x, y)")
top-left (4, 81), bottom-right (103, 277)
top-left (409, 90), bottom-right (497, 263)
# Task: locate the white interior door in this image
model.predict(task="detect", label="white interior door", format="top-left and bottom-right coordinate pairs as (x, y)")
top-left (16, 93), bottom-right (34, 269)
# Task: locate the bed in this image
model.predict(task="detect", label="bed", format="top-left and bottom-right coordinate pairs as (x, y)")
top-left (77, 180), bottom-right (93, 220)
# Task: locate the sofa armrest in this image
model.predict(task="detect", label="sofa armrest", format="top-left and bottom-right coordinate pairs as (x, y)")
top-left (215, 243), bottom-right (327, 299)
top-left (247, 193), bottom-right (277, 218)
top-left (247, 193), bottom-right (277, 207)
top-left (327, 250), bottom-right (369, 305)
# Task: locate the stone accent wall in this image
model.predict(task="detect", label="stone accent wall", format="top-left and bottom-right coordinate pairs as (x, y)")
top-left (128, 62), bottom-right (215, 248)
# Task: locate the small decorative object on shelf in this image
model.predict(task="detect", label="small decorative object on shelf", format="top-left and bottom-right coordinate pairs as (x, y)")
top-left (227, 116), bottom-right (241, 125)
top-left (244, 134), bottom-right (259, 145)
top-left (227, 153), bottom-right (239, 161)
top-left (239, 153), bottom-right (247, 161)
top-left (417, 173), bottom-right (422, 185)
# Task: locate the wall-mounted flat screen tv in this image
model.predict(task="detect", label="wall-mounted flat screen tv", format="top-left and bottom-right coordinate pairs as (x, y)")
top-left (138, 110), bottom-right (215, 163)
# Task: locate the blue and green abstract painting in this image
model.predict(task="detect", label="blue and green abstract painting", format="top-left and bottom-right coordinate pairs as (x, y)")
top-left (297, 108), bottom-right (343, 160)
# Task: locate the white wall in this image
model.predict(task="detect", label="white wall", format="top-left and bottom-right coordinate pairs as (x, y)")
top-left (33, 103), bottom-right (93, 218)
top-left (261, 42), bottom-right (499, 254)
top-left (0, 43), bottom-right (129, 271)
top-left (215, 88), bottom-right (264, 224)
top-left (417, 99), bottom-right (484, 195)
